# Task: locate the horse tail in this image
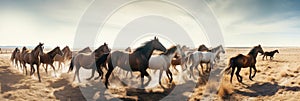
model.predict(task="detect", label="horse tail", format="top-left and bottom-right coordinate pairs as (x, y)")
top-left (68, 57), bottom-right (75, 72)
top-left (221, 58), bottom-right (235, 75)
top-left (187, 54), bottom-right (193, 65)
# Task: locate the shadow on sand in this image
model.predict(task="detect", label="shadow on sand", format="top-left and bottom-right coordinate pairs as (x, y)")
top-left (0, 66), bottom-right (29, 95)
top-left (235, 81), bottom-right (300, 97)
top-left (48, 76), bottom-right (86, 101)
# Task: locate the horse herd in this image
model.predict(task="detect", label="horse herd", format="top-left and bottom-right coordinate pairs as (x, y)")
top-left (9, 37), bottom-right (279, 89)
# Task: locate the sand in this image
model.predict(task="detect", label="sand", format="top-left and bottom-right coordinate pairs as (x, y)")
top-left (0, 47), bottom-right (299, 101)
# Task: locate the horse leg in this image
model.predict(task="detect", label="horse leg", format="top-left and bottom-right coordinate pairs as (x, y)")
top-left (50, 64), bottom-right (57, 77)
top-left (249, 67), bottom-right (253, 81)
top-left (87, 68), bottom-right (95, 80)
top-left (235, 67), bottom-right (242, 83)
top-left (36, 64), bottom-right (41, 82)
top-left (95, 65), bottom-right (103, 80)
top-left (251, 66), bottom-right (257, 79)
top-left (75, 66), bottom-right (81, 82)
top-left (230, 67), bottom-right (235, 83)
top-left (200, 63), bottom-right (204, 74)
top-left (23, 63), bottom-right (28, 75)
top-left (30, 64), bottom-right (35, 76)
top-left (158, 70), bottom-right (164, 87)
top-left (105, 62), bottom-right (114, 88)
top-left (44, 64), bottom-right (48, 74)
top-left (144, 70), bottom-right (151, 87)
top-left (167, 68), bottom-right (173, 83)
top-left (262, 55), bottom-right (265, 60)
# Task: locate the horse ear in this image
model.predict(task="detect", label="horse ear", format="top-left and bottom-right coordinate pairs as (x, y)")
top-left (258, 44), bottom-right (261, 47)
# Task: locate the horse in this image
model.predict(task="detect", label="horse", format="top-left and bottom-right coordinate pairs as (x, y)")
top-left (40, 46), bottom-right (63, 74)
top-left (125, 47), bottom-right (132, 53)
top-left (262, 49), bottom-right (279, 60)
top-left (14, 48), bottom-right (23, 68)
top-left (54, 46), bottom-right (72, 69)
top-left (78, 47), bottom-right (92, 53)
top-left (197, 44), bottom-right (210, 52)
top-left (223, 45), bottom-right (264, 83)
top-left (171, 45), bottom-right (188, 72)
top-left (22, 43), bottom-right (44, 82)
top-left (87, 53), bottom-right (110, 80)
top-left (198, 45), bottom-right (225, 72)
top-left (68, 43), bottom-right (110, 82)
top-left (210, 45), bottom-right (226, 62)
top-left (10, 48), bottom-right (19, 67)
top-left (105, 37), bottom-right (167, 88)
top-left (19, 47), bottom-right (28, 73)
top-left (148, 45), bottom-right (180, 87)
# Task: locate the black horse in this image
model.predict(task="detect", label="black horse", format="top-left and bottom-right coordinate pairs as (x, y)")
top-left (262, 50), bottom-right (279, 60)
top-left (105, 37), bottom-right (167, 88)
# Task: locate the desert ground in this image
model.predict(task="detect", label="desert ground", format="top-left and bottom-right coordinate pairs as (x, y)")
top-left (0, 47), bottom-right (300, 101)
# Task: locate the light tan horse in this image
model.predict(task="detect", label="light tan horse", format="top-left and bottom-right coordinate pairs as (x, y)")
top-left (22, 43), bottom-right (44, 82)
top-left (40, 46), bottom-right (63, 75)
top-left (53, 46), bottom-right (72, 69)
top-left (68, 43), bottom-right (110, 82)
top-left (78, 47), bottom-right (92, 53)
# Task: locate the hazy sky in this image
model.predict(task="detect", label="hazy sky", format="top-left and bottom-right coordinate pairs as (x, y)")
top-left (0, 0), bottom-right (300, 48)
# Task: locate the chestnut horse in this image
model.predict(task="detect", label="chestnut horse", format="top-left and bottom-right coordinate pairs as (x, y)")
top-left (105, 37), bottom-right (167, 88)
top-left (223, 45), bottom-right (264, 83)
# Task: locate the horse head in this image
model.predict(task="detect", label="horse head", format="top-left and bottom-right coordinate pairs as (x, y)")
top-left (275, 49), bottom-right (279, 53)
top-left (256, 45), bottom-right (264, 55)
top-left (56, 46), bottom-right (63, 56)
top-left (151, 36), bottom-right (167, 52)
top-left (94, 43), bottom-right (110, 57)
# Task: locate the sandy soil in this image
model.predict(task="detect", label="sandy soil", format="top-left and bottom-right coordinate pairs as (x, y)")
top-left (0, 47), bottom-right (299, 101)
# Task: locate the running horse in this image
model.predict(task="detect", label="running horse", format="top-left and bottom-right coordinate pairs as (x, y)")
top-left (40, 46), bottom-right (63, 74)
top-left (223, 45), bottom-right (264, 83)
top-left (105, 37), bottom-right (167, 88)
top-left (22, 43), bottom-right (44, 82)
top-left (68, 43), bottom-right (110, 82)
top-left (10, 48), bottom-right (20, 67)
top-left (54, 46), bottom-right (72, 69)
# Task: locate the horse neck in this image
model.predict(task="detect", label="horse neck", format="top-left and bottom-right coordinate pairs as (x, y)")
top-left (135, 46), bottom-right (154, 60)
top-left (248, 49), bottom-right (259, 58)
top-left (31, 49), bottom-right (40, 58)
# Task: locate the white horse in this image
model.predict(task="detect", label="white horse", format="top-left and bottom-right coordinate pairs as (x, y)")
top-left (148, 45), bottom-right (180, 87)
top-left (187, 45), bottom-right (225, 79)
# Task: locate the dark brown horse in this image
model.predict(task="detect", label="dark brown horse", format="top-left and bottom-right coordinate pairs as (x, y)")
top-left (40, 46), bottom-right (63, 74)
top-left (19, 47), bottom-right (28, 73)
top-left (262, 49), bottom-right (279, 60)
top-left (105, 37), bottom-right (167, 88)
top-left (197, 44), bottom-right (210, 52)
top-left (22, 43), bottom-right (44, 82)
top-left (223, 45), bottom-right (264, 83)
top-left (10, 48), bottom-right (20, 67)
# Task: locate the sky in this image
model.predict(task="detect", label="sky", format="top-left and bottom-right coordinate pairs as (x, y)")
top-left (0, 0), bottom-right (300, 49)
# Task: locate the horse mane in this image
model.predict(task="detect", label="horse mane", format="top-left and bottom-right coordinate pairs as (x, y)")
top-left (248, 46), bottom-right (258, 55)
top-left (47, 47), bottom-right (59, 54)
top-left (133, 40), bottom-right (153, 53)
top-left (162, 46), bottom-right (177, 56)
top-left (62, 46), bottom-right (70, 52)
